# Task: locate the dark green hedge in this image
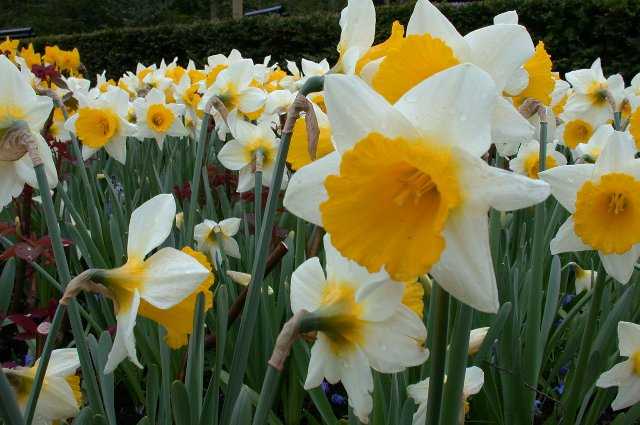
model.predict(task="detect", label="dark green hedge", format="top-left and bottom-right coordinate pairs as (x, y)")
top-left (28, 0), bottom-right (640, 80)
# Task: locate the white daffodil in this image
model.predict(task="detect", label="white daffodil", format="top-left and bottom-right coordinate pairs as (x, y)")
top-left (205, 49), bottom-right (244, 83)
top-left (558, 108), bottom-right (607, 152)
top-left (625, 72), bottom-right (640, 98)
top-left (0, 55), bottom-right (58, 211)
top-left (292, 234), bottom-right (428, 423)
top-left (540, 131), bottom-right (640, 283)
top-left (334, 0), bottom-right (376, 74)
top-left (62, 194), bottom-right (210, 373)
top-left (564, 58), bottom-right (624, 123)
top-left (194, 217), bottom-right (242, 262)
top-left (408, 366), bottom-right (484, 425)
top-left (356, 0), bottom-right (536, 150)
top-left (596, 321), bottom-right (640, 410)
top-left (133, 88), bottom-right (187, 149)
top-left (217, 111), bottom-right (287, 193)
top-left (574, 265), bottom-right (596, 294)
top-left (65, 87), bottom-right (136, 164)
top-left (63, 76), bottom-right (92, 100)
top-left (551, 79), bottom-right (571, 116)
top-left (574, 124), bottom-right (620, 162)
top-left (627, 95), bottom-right (640, 149)
top-left (3, 349), bottom-right (82, 424)
top-left (199, 59), bottom-right (266, 122)
top-left (509, 141), bottom-right (566, 179)
top-left (284, 65), bottom-right (550, 313)
top-left (88, 71), bottom-right (116, 98)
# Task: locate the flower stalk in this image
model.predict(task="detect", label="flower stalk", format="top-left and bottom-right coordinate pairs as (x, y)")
top-left (426, 283), bottom-right (450, 425)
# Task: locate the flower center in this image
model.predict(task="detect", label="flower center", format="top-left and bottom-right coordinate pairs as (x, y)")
top-left (633, 351), bottom-right (640, 376)
top-left (588, 82), bottom-right (609, 106)
top-left (146, 104), bottom-right (174, 133)
top-left (315, 281), bottom-right (364, 354)
top-left (75, 107), bottom-right (120, 148)
top-left (372, 33), bottom-right (459, 103)
top-left (564, 119), bottom-right (593, 149)
top-left (244, 138), bottom-right (276, 167)
top-left (574, 173), bottom-right (640, 254)
top-left (321, 133), bottom-right (462, 281)
top-left (0, 104), bottom-right (26, 129)
top-left (523, 152), bottom-right (558, 179)
top-left (513, 41), bottom-right (554, 107)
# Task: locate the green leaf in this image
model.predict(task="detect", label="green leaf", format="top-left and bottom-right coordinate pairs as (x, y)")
top-left (171, 380), bottom-right (192, 425)
top-left (0, 258), bottom-right (15, 314)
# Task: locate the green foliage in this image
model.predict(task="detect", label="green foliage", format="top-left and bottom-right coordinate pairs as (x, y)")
top-left (23, 0), bottom-right (640, 80)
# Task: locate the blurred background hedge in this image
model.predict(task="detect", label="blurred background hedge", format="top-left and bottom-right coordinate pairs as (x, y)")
top-left (13, 0), bottom-right (640, 80)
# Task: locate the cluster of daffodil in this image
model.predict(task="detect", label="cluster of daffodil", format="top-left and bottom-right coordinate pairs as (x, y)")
top-left (3, 0), bottom-right (640, 424)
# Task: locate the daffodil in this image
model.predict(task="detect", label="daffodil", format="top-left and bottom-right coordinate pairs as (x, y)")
top-left (574, 124), bottom-right (625, 162)
top-left (199, 59), bottom-right (267, 123)
top-left (133, 88), bottom-right (187, 149)
top-left (551, 79), bottom-right (572, 116)
top-left (407, 366), bottom-right (484, 425)
top-left (217, 111), bottom-right (287, 192)
top-left (138, 246), bottom-right (214, 349)
top-left (509, 141), bottom-right (566, 179)
top-left (291, 234), bottom-right (428, 423)
top-left (558, 108), bottom-right (605, 151)
top-left (287, 102), bottom-right (334, 170)
top-left (204, 49), bottom-right (244, 88)
top-left (596, 321), bottom-right (640, 410)
top-left (468, 327), bottom-right (490, 355)
top-left (564, 58), bottom-right (624, 123)
top-left (65, 87), bottom-right (136, 164)
top-left (574, 265), bottom-right (596, 294)
top-left (334, 0), bottom-right (376, 74)
top-left (194, 217), bottom-right (242, 262)
top-left (285, 65), bottom-right (550, 312)
top-left (62, 194), bottom-right (211, 372)
top-left (0, 55), bottom-right (58, 210)
top-left (3, 348), bottom-right (82, 424)
top-left (0, 37), bottom-right (19, 60)
top-left (627, 95), bottom-right (640, 149)
top-left (19, 43), bottom-right (42, 68)
top-left (540, 131), bottom-right (640, 283)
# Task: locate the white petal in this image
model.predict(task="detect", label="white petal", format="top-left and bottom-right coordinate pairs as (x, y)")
top-left (324, 234), bottom-right (388, 289)
top-left (283, 151), bottom-right (340, 226)
top-left (324, 75), bottom-right (418, 154)
top-left (104, 136), bottom-right (127, 165)
top-left (41, 349), bottom-right (80, 377)
top-left (25, 96), bottom-right (54, 133)
top-left (612, 379), bottom-right (640, 411)
top-left (539, 164), bottom-right (595, 213)
top-left (104, 289), bottom-right (141, 373)
top-left (494, 10), bottom-right (518, 24)
top-left (478, 166), bottom-right (550, 211)
top-left (491, 96), bottom-right (535, 146)
top-left (407, 0), bottom-right (470, 60)
top-left (0, 161), bottom-right (25, 210)
top-left (341, 347), bottom-right (374, 424)
top-left (340, 0), bottom-right (376, 53)
top-left (395, 63), bottom-right (497, 157)
top-left (237, 167), bottom-right (255, 193)
top-left (238, 87), bottom-right (266, 114)
top-left (356, 279), bottom-right (404, 322)
top-left (291, 257), bottom-right (327, 314)
top-left (139, 247), bottom-right (210, 308)
top-left (218, 140), bottom-right (248, 171)
top-left (14, 133), bottom-right (58, 189)
top-left (221, 236), bottom-right (241, 259)
top-left (34, 375), bottom-right (79, 420)
top-left (595, 130), bottom-right (637, 176)
top-left (127, 194), bottom-right (176, 259)
top-left (618, 321), bottom-right (640, 357)
top-left (431, 206), bottom-right (499, 313)
top-left (550, 217), bottom-right (591, 255)
top-left (219, 217), bottom-right (241, 236)
top-left (407, 378), bottom-right (429, 404)
top-left (464, 24), bottom-right (534, 92)
top-left (82, 144), bottom-right (99, 161)
top-left (599, 247), bottom-right (639, 285)
top-left (361, 306), bottom-right (428, 373)
top-left (304, 334), bottom-right (334, 389)
top-left (463, 366), bottom-right (485, 396)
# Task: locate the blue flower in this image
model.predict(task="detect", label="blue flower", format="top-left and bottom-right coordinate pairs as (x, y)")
top-left (331, 393), bottom-right (347, 406)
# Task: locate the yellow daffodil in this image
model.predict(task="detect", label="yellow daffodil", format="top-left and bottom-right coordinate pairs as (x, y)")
top-left (19, 43), bottom-right (42, 68)
top-left (291, 234), bottom-right (428, 423)
top-left (3, 349), bottom-right (82, 424)
top-left (287, 103), bottom-right (334, 170)
top-left (65, 87), bottom-right (137, 164)
top-left (0, 37), bottom-right (19, 60)
top-left (509, 141), bottom-right (566, 179)
top-left (285, 65), bottom-right (550, 312)
top-left (540, 132), bottom-right (640, 283)
top-left (133, 88), bottom-right (187, 149)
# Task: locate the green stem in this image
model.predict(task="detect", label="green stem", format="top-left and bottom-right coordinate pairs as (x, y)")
top-left (426, 283), bottom-right (450, 425)
top-left (439, 302), bottom-right (473, 425)
top-left (522, 119), bottom-right (548, 423)
top-left (219, 77), bottom-right (324, 424)
top-left (23, 162), bottom-right (105, 425)
top-left (562, 264), bottom-right (606, 423)
top-left (0, 368), bottom-right (25, 425)
top-left (252, 365), bottom-right (282, 425)
top-left (185, 113), bottom-right (211, 247)
top-left (254, 169), bottom-right (263, 253)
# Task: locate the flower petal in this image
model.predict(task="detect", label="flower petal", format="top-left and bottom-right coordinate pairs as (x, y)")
top-left (550, 217), bottom-right (591, 255)
top-left (539, 164), bottom-right (595, 213)
top-left (104, 289), bottom-right (141, 373)
top-left (394, 63), bottom-right (497, 157)
top-left (599, 247), bottom-right (639, 285)
top-left (478, 166), bottom-right (550, 211)
top-left (40, 348), bottom-right (80, 377)
top-left (127, 194), bottom-right (176, 259)
top-left (217, 140), bottom-right (248, 171)
top-left (618, 321), bottom-right (640, 357)
top-left (291, 257), bottom-right (327, 314)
